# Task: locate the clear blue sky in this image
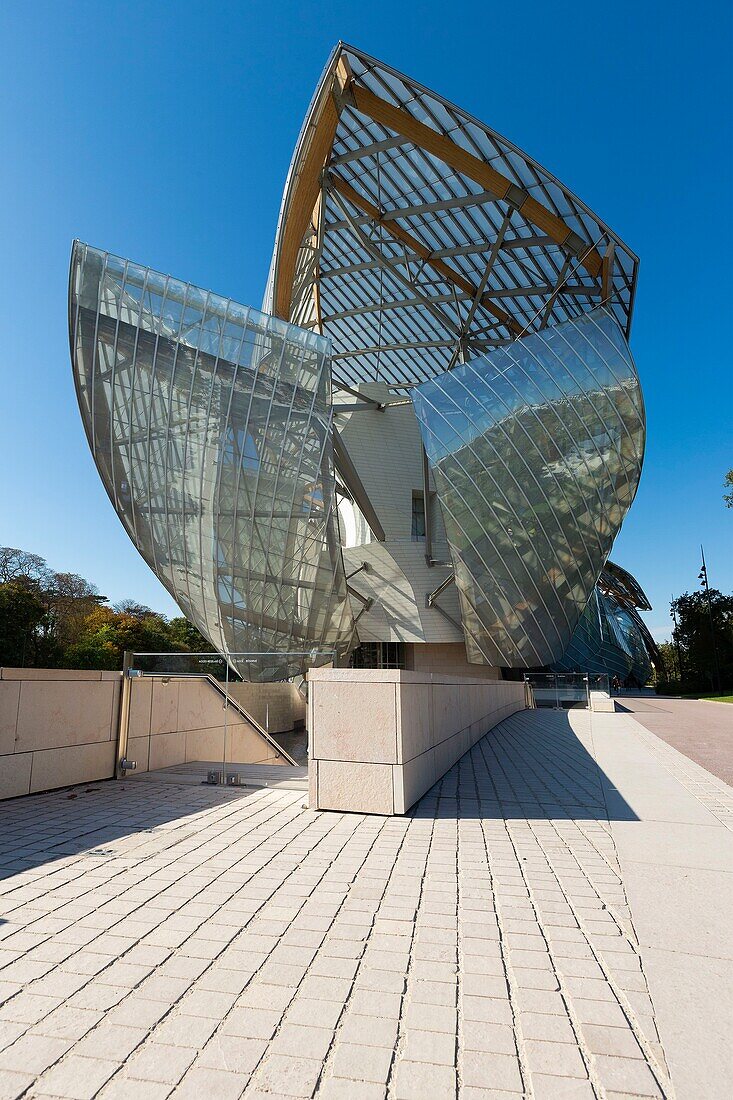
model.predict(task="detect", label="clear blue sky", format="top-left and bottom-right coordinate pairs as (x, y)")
top-left (1, 1), bottom-right (730, 642)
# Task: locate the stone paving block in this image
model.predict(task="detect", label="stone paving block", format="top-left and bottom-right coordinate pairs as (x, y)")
top-left (520, 1011), bottom-right (575, 1043)
top-left (196, 1034), bottom-right (266, 1073)
top-left (99, 1075), bottom-right (173, 1099)
top-left (285, 998), bottom-right (343, 1030)
top-left (460, 1088), bottom-right (524, 1100)
top-left (178, 989), bottom-right (238, 1019)
top-left (0, 1032), bottom-right (71, 1075)
top-left (461, 1020), bottom-right (515, 1054)
top-left (0, 1022), bottom-right (25, 1053)
top-left (330, 1040), bottom-right (393, 1083)
top-left (125, 1042), bottom-right (196, 1084)
top-left (105, 998), bottom-right (168, 1030)
top-left (593, 1053), bottom-right (665, 1096)
top-left (581, 1022), bottom-right (645, 1058)
top-left (403, 1001), bottom-right (457, 1034)
top-left (524, 1038), bottom-right (587, 1078)
top-left (238, 983), bottom-right (295, 1014)
top-left (0, 1069), bottom-right (36, 1099)
top-left (461, 995), bottom-right (513, 1024)
top-left (513, 989), bottom-right (566, 1016)
top-left (152, 1013), bottom-right (219, 1049)
top-left (33, 1054), bottom-right (119, 1098)
top-left (74, 1024), bottom-right (148, 1061)
top-left (461, 1049), bottom-right (524, 1092)
top-left (336, 1014), bottom-right (399, 1049)
top-left (392, 1058), bottom-right (457, 1099)
top-left (317, 1078), bottom-right (386, 1100)
top-left (251, 1052), bottom-right (321, 1097)
top-left (270, 1023), bottom-right (333, 1061)
top-left (170, 1065), bottom-right (249, 1099)
top-left (350, 989), bottom-right (402, 1018)
top-left (406, 979), bottom-right (456, 1006)
top-left (572, 998), bottom-right (629, 1027)
top-left (530, 1073), bottom-right (596, 1098)
top-left (402, 1027), bottom-right (456, 1064)
top-left (354, 968), bottom-right (405, 995)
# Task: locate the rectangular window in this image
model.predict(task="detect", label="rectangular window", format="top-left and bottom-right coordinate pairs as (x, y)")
top-left (411, 492), bottom-right (426, 540)
top-left (350, 642), bottom-right (406, 670)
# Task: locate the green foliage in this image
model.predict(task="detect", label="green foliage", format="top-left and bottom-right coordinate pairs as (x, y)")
top-left (655, 641), bottom-right (679, 681)
top-left (0, 547), bottom-right (215, 670)
top-left (725, 469), bottom-right (733, 509)
top-left (0, 578), bottom-right (60, 667)
top-left (668, 588), bottom-right (733, 693)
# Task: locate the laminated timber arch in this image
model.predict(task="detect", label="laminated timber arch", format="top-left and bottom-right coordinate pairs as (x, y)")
top-left (268, 43), bottom-right (638, 396)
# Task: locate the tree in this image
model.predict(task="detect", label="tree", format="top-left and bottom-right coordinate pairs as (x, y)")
top-left (656, 641), bottom-right (679, 682)
top-left (0, 578), bottom-right (60, 667)
top-left (113, 599), bottom-right (154, 619)
top-left (671, 588), bottom-right (733, 692)
top-left (64, 607), bottom-right (186, 670)
top-left (49, 572), bottom-right (107, 650)
top-left (0, 547), bottom-right (52, 586)
top-left (724, 469), bottom-right (733, 509)
top-left (0, 545), bottom-right (217, 671)
top-left (167, 616), bottom-right (215, 652)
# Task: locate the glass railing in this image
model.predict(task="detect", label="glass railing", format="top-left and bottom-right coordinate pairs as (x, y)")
top-left (522, 672), bottom-right (609, 710)
top-left (117, 650), bottom-right (335, 783)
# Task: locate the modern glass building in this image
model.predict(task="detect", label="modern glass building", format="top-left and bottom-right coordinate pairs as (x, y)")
top-left (69, 43), bottom-right (659, 684)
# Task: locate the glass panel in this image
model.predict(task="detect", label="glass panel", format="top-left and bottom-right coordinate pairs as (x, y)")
top-left (70, 242), bottom-right (354, 682)
top-left (411, 307), bottom-right (645, 668)
top-left (411, 492), bottom-right (426, 540)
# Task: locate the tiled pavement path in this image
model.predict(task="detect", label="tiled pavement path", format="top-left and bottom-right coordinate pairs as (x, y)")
top-left (0, 709), bottom-right (725, 1099)
top-left (616, 695), bottom-right (733, 787)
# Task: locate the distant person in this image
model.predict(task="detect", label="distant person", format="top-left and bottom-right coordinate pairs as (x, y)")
top-left (612, 675), bottom-right (621, 694)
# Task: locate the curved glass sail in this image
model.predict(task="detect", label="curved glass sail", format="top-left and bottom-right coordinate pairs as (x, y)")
top-left (411, 308), bottom-right (645, 668)
top-left (69, 242), bottom-right (353, 680)
top-left (553, 588), bottom-right (655, 685)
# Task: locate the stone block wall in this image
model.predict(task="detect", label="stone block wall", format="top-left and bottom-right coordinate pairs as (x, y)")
top-left (308, 669), bottom-right (525, 815)
top-left (125, 677), bottom-right (288, 773)
top-left (0, 669), bottom-right (121, 799)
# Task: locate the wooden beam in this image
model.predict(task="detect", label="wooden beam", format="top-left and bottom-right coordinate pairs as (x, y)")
top-left (329, 175), bottom-right (522, 336)
top-left (601, 240), bottom-right (616, 304)
top-left (349, 83), bottom-right (602, 279)
top-left (273, 57), bottom-right (353, 321)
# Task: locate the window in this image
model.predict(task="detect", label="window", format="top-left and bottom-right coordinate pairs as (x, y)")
top-left (411, 492), bottom-right (426, 540)
top-left (350, 642), bottom-right (406, 669)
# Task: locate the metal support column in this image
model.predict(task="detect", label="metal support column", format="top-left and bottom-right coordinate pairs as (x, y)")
top-left (115, 651), bottom-right (134, 779)
top-left (422, 444), bottom-right (433, 566)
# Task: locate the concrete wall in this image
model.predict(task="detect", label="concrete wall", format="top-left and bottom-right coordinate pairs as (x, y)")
top-left (126, 677), bottom-right (288, 773)
top-left (226, 682), bottom-right (306, 734)
top-left (337, 383), bottom-right (465, 645)
top-left (308, 669), bottom-right (525, 815)
top-left (0, 668), bottom-right (121, 799)
top-left (405, 642), bottom-right (501, 679)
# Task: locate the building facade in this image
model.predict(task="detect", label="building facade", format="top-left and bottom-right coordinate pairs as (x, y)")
top-left (69, 43), bottom-right (659, 684)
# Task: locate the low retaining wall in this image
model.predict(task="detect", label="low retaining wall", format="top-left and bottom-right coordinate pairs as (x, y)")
top-left (126, 677), bottom-right (289, 773)
top-left (0, 669), bottom-right (290, 800)
top-left (308, 669), bottom-right (526, 814)
top-left (589, 690), bottom-right (616, 712)
top-left (0, 668), bottom-right (121, 799)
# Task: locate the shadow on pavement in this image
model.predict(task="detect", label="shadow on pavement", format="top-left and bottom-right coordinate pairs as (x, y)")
top-left (0, 778), bottom-right (271, 881)
top-left (413, 708), bottom-right (638, 821)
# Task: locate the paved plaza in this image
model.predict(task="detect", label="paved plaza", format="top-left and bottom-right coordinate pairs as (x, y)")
top-left (617, 695), bottom-right (733, 785)
top-left (0, 708), bottom-right (731, 1099)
